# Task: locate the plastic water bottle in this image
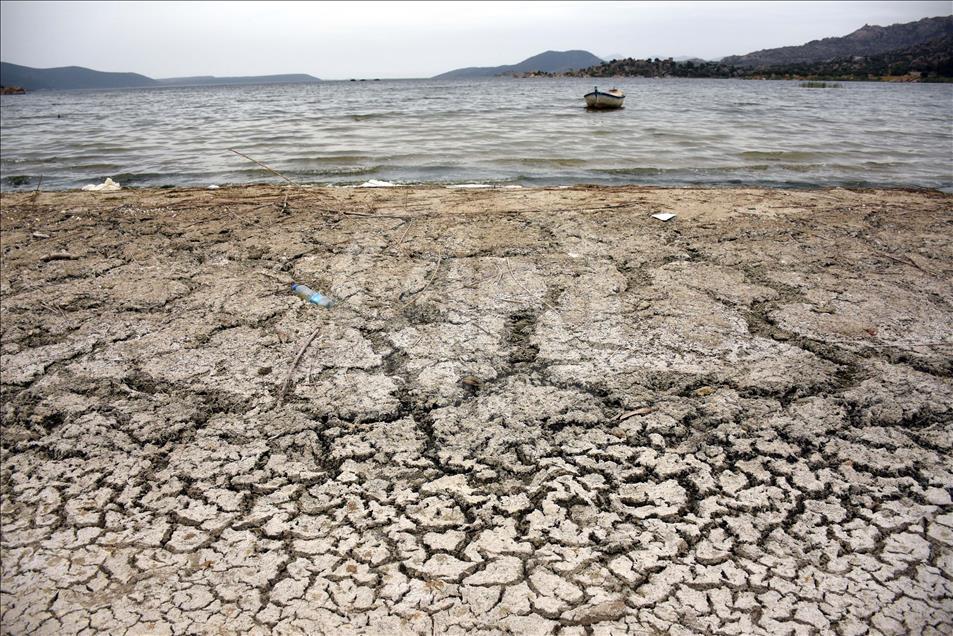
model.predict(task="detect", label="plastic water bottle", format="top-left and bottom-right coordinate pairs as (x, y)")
top-left (291, 283), bottom-right (334, 308)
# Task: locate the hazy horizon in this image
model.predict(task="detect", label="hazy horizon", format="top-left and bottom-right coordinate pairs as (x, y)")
top-left (1, 1), bottom-right (950, 80)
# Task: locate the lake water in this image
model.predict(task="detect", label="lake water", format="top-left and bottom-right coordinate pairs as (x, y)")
top-left (1, 77), bottom-right (951, 191)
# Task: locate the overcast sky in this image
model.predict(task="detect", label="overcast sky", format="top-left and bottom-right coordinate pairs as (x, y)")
top-left (1, 1), bottom-right (949, 79)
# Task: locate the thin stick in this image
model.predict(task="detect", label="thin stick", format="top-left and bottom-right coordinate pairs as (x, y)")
top-left (393, 219), bottom-right (413, 251)
top-left (38, 300), bottom-right (65, 317)
top-left (340, 209), bottom-right (411, 221)
top-left (30, 175), bottom-right (43, 211)
top-left (504, 259), bottom-right (557, 312)
top-left (881, 252), bottom-right (932, 275)
top-left (31, 175), bottom-right (43, 199)
top-left (309, 205), bottom-right (410, 221)
top-left (277, 325), bottom-right (322, 406)
top-left (229, 148), bottom-right (300, 187)
top-left (400, 256), bottom-right (442, 309)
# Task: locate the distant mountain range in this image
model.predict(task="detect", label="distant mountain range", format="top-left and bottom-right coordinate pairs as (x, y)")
top-left (155, 74), bottom-right (320, 87)
top-left (433, 16), bottom-right (951, 81)
top-left (721, 15), bottom-right (952, 67)
top-left (0, 62), bottom-right (320, 90)
top-left (0, 63), bottom-right (156, 90)
top-left (433, 50), bottom-right (604, 79)
top-left (559, 15), bottom-right (953, 81)
top-left (3, 15), bottom-right (950, 90)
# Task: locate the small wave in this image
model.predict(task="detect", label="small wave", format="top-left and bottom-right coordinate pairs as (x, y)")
top-left (109, 172), bottom-right (173, 184)
top-left (284, 155), bottom-right (376, 166)
top-left (71, 163), bottom-right (124, 171)
top-left (603, 167), bottom-right (667, 175)
top-left (738, 150), bottom-right (828, 161)
top-left (500, 158), bottom-right (588, 168)
top-left (310, 166), bottom-right (381, 177)
top-left (2, 175), bottom-right (38, 188)
top-left (350, 112), bottom-right (397, 121)
top-left (446, 183), bottom-right (524, 189)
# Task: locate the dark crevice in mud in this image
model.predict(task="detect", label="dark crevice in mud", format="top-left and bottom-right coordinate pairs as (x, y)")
top-left (123, 369), bottom-right (173, 396)
top-left (847, 402), bottom-right (952, 433)
top-left (734, 378), bottom-right (831, 409)
top-left (744, 299), bottom-right (869, 399)
top-left (746, 265), bottom-right (951, 382)
top-left (392, 388), bottom-right (441, 466)
top-left (505, 310), bottom-right (540, 366)
top-left (879, 347), bottom-right (952, 378)
top-left (399, 299), bottom-right (446, 326)
top-left (382, 348), bottom-right (410, 378)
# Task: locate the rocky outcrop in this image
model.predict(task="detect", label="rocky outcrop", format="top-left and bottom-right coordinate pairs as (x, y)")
top-left (722, 15), bottom-right (953, 68)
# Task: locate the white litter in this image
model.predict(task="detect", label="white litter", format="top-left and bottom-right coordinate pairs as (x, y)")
top-left (358, 179), bottom-right (397, 188)
top-left (651, 212), bottom-right (676, 222)
top-left (208, 184), bottom-right (220, 189)
top-left (81, 177), bottom-right (121, 192)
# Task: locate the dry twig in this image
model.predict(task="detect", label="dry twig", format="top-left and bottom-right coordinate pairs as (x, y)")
top-left (340, 209), bottom-right (411, 221)
top-left (277, 325), bottom-right (322, 406)
top-left (880, 252), bottom-right (932, 275)
top-left (229, 148), bottom-right (301, 187)
top-left (504, 259), bottom-right (557, 312)
top-left (393, 219), bottom-right (414, 251)
top-left (400, 257), bottom-right (442, 309)
top-left (30, 176), bottom-right (43, 208)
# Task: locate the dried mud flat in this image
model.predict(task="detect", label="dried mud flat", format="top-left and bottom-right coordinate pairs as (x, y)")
top-left (1, 185), bottom-right (952, 635)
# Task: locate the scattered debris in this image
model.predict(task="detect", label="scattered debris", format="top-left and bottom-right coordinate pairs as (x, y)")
top-left (618, 406), bottom-right (657, 421)
top-left (460, 375), bottom-right (484, 393)
top-left (651, 212), bottom-right (676, 222)
top-left (81, 177), bottom-right (121, 192)
top-left (41, 251), bottom-right (79, 261)
top-left (291, 283), bottom-right (334, 308)
top-left (358, 179), bottom-right (398, 188)
top-left (31, 232), bottom-right (51, 239)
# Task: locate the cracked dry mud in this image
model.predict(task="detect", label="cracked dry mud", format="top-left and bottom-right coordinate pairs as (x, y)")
top-left (1, 185), bottom-right (952, 635)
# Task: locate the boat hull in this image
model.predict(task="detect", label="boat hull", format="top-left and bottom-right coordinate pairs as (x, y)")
top-left (584, 91), bottom-right (625, 109)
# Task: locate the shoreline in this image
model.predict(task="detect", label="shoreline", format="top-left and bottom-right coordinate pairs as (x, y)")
top-left (2, 185), bottom-right (952, 633)
top-left (4, 181), bottom-right (953, 196)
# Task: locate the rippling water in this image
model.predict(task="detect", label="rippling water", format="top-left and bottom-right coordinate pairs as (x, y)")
top-left (1, 77), bottom-right (951, 190)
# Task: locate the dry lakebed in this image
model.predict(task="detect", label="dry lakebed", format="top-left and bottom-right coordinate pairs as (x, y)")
top-left (1, 185), bottom-right (951, 635)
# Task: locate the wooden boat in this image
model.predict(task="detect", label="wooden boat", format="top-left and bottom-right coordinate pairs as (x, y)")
top-left (584, 86), bottom-right (625, 109)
